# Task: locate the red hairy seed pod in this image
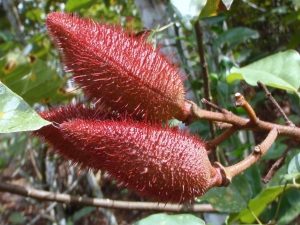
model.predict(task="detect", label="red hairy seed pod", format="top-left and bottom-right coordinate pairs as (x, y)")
top-left (56, 119), bottom-right (223, 203)
top-left (45, 12), bottom-right (190, 122)
top-left (33, 104), bottom-right (118, 161)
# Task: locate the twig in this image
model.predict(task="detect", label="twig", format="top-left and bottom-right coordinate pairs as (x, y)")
top-left (201, 98), bottom-right (230, 114)
top-left (215, 127), bottom-right (278, 184)
top-left (206, 126), bottom-right (238, 151)
top-left (185, 100), bottom-right (300, 139)
top-left (257, 81), bottom-right (295, 127)
top-left (0, 181), bottom-right (217, 213)
top-left (2, 0), bottom-right (26, 46)
top-left (194, 20), bottom-right (217, 162)
top-left (28, 172), bottom-right (86, 225)
top-left (262, 140), bottom-right (297, 183)
top-left (87, 172), bottom-right (118, 225)
top-left (235, 93), bottom-right (258, 124)
top-left (29, 146), bottom-right (42, 181)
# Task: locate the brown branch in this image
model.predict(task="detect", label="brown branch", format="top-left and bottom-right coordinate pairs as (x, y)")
top-left (215, 127), bottom-right (278, 184)
top-left (194, 21), bottom-right (216, 157)
top-left (201, 98), bottom-right (230, 114)
top-left (257, 81), bottom-right (295, 127)
top-left (194, 22), bottom-right (211, 111)
top-left (206, 126), bottom-right (238, 151)
top-left (185, 100), bottom-right (300, 139)
top-left (0, 181), bottom-right (216, 213)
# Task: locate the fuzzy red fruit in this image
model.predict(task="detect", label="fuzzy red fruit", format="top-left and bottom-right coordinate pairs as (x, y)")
top-left (45, 12), bottom-right (190, 122)
top-left (57, 119), bottom-right (222, 203)
top-left (33, 104), bottom-right (118, 162)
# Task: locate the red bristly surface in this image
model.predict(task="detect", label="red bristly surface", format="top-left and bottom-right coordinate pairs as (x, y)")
top-left (45, 12), bottom-right (190, 122)
top-left (34, 105), bottom-right (222, 203)
top-left (61, 119), bottom-right (222, 203)
top-left (33, 104), bottom-right (119, 161)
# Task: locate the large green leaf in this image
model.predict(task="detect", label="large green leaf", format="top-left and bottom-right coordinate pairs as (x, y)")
top-left (228, 185), bottom-right (293, 224)
top-left (227, 50), bottom-right (300, 94)
top-left (133, 213), bottom-right (205, 225)
top-left (199, 175), bottom-right (252, 212)
top-left (0, 81), bottom-right (51, 133)
top-left (0, 52), bottom-right (72, 105)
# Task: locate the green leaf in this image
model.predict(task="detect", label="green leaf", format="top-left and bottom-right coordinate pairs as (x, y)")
top-left (0, 81), bottom-right (51, 133)
top-left (284, 153), bottom-right (300, 180)
top-left (200, 0), bottom-right (232, 19)
top-left (170, 0), bottom-right (207, 29)
top-left (133, 213), bottom-right (205, 225)
top-left (25, 8), bottom-right (45, 23)
top-left (199, 175), bottom-right (252, 212)
top-left (213, 27), bottom-right (259, 52)
top-left (227, 50), bottom-right (300, 94)
top-left (228, 185), bottom-right (293, 224)
top-left (9, 211), bottom-right (26, 224)
top-left (243, 164), bottom-right (262, 198)
top-left (0, 52), bottom-right (72, 105)
top-left (277, 189), bottom-right (300, 224)
top-left (65, 0), bottom-right (98, 12)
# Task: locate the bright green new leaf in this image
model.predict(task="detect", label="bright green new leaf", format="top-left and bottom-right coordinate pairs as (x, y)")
top-left (199, 175), bottom-right (252, 212)
top-left (133, 213), bottom-right (205, 225)
top-left (228, 185), bottom-right (293, 224)
top-left (0, 81), bottom-right (51, 133)
top-left (227, 50), bottom-right (300, 94)
top-left (65, 0), bottom-right (98, 12)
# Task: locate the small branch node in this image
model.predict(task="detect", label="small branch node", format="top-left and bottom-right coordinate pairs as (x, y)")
top-left (254, 145), bottom-right (261, 153)
top-left (213, 162), bottom-right (231, 186)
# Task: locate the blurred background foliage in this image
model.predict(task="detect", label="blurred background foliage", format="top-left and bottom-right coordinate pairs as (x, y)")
top-left (0, 0), bottom-right (300, 224)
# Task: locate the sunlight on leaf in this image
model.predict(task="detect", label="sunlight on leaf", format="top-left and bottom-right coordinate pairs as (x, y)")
top-left (133, 213), bottom-right (205, 225)
top-left (171, 0), bottom-right (207, 29)
top-left (171, 0), bottom-right (232, 29)
top-left (228, 185), bottom-right (293, 224)
top-left (0, 81), bottom-right (51, 133)
top-left (227, 50), bottom-right (300, 95)
top-left (65, 0), bottom-right (97, 12)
